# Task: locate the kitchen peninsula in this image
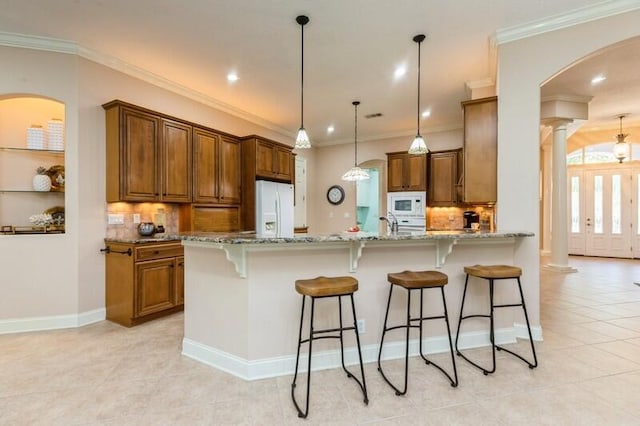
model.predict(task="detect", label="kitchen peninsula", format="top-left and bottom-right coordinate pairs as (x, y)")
top-left (177, 229), bottom-right (534, 380)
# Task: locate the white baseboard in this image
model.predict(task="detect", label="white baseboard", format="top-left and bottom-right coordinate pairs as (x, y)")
top-left (0, 308), bottom-right (106, 334)
top-left (182, 324), bottom-right (542, 381)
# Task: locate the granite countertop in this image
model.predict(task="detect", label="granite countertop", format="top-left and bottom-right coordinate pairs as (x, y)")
top-left (105, 230), bottom-right (533, 245)
top-left (104, 235), bottom-right (181, 244)
top-left (170, 230), bottom-right (534, 245)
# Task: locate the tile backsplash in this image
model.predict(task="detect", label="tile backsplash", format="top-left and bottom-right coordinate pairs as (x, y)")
top-left (106, 202), bottom-right (179, 238)
top-left (427, 206), bottom-right (495, 231)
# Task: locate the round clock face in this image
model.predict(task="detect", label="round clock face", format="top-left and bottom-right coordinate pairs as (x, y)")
top-left (327, 185), bottom-right (345, 205)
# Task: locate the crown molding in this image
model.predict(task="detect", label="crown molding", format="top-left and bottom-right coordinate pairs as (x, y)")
top-left (540, 94), bottom-right (593, 104)
top-left (0, 30), bottom-right (293, 138)
top-left (493, 0), bottom-right (640, 45)
top-left (0, 31), bottom-right (77, 54)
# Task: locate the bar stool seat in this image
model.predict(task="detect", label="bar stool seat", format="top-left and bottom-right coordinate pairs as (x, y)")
top-left (464, 265), bottom-right (521, 279)
top-left (378, 270), bottom-right (458, 396)
top-left (295, 276), bottom-right (358, 296)
top-left (291, 276), bottom-right (368, 418)
top-left (455, 264), bottom-right (538, 376)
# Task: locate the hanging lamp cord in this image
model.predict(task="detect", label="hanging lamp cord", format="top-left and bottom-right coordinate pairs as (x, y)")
top-left (354, 102), bottom-right (359, 167)
top-left (300, 21), bottom-right (304, 128)
top-left (416, 38), bottom-right (421, 137)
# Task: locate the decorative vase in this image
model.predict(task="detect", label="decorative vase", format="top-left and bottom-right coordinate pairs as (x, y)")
top-left (33, 174), bottom-right (52, 192)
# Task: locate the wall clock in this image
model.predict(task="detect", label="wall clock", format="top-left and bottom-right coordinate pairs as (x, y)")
top-left (326, 185), bottom-right (345, 205)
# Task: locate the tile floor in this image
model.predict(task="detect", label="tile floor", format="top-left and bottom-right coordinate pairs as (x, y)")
top-left (2, 256), bottom-right (640, 425)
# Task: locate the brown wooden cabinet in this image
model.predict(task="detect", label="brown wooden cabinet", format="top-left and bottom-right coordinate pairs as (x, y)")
top-left (161, 118), bottom-right (192, 202)
top-left (462, 96), bottom-right (497, 203)
top-left (241, 135), bottom-right (295, 230)
top-left (105, 240), bottom-right (184, 327)
top-left (193, 127), bottom-right (241, 205)
top-left (428, 149), bottom-right (462, 206)
top-left (104, 101), bottom-right (192, 203)
top-left (248, 136), bottom-right (293, 182)
top-left (387, 152), bottom-right (426, 192)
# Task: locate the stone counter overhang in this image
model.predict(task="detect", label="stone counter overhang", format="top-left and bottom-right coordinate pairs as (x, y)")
top-left (167, 230), bottom-right (533, 278)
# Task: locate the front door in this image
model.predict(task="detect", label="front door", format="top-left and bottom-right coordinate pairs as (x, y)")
top-left (568, 168), bottom-right (637, 258)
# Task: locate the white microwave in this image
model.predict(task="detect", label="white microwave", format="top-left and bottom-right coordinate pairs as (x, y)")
top-left (387, 191), bottom-right (426, 217)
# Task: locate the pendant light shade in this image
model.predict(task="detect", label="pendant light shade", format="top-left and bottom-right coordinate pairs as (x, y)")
top-left (408, 34), bottom-right (429, 155)
top-left (613, 114), bottom-right (630, 163)
top-left (294, 15), bottom-right (311, 149)
top-left (342, 101), bottom-right (370, 181)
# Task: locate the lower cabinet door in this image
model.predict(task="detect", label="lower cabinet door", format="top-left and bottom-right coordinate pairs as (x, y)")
top-left (135, 258), bottom-right (176, 317)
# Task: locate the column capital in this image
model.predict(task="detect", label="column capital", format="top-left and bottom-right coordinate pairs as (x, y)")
top-left (542, 118), bottom-right (573, 129)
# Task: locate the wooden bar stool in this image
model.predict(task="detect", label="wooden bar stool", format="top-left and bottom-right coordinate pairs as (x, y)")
top-left (377, 270), bottom-right (458, 395)
top-left (291, 276), bottom-right (368, 419)
top-left (454, 264), bottom-right (538, 375)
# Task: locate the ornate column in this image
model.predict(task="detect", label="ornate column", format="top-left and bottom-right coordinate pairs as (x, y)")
top-left (544, 119), bottom-right (577, 272)
top-left (540, 95), bottom-right (590, 273)
top-left (540, 140), bottom-right (552, 256)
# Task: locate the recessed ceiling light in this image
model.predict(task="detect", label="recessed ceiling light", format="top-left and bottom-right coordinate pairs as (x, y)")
top-left (227, 72), bottom-right (239, 83)
top-left (394, 66), bottom-right (407, 79)
top-left (591, 75), bottom-right (606, 85)
top-left (327, 125), bottom-right (335, 134)
top-left (422, 110), bottom-right (431, 118)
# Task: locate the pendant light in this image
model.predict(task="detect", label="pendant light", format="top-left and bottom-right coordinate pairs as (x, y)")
top-left (613, 114), bottom-right (630, 163)
top-left (342, 101), bottom-right (370, 181)
top-left (294, 15), bottom-right (311, 149)
top-left (408, 34), bottom-right (429, 155)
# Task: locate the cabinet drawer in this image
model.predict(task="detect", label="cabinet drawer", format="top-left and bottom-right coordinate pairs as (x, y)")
top-left (135, 244), bottom-right (183, 261)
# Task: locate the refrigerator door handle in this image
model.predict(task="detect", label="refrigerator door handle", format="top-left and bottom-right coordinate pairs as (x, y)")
top-left (275, 192), bottom-right (280, 237)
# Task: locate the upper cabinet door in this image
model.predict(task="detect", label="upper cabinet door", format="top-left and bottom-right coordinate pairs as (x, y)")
top-left (405, 154), bottom-right (426, 191)
top-left (218, 136), bottom-right (241, 204)
top-left (193, 127), bottom-right (219, 204)
top-left (463, 96), bottom-right (497, 203)
top-left (255, 140), bottom-right (275, 177)
top-left (275, 146), bottom-right (293, 181)
top-left (428, 149), bottom-right (460, 206)
top-left (161, 119), bottom-right (192, 203)
top-left (121, 108), bottom-right (159, 201)
top-left (387, 153), bottom-right (406, 192)
top-left (387, 152), bottom-right (426, 192)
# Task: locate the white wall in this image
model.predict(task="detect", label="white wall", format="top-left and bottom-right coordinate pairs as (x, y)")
top-left (0, 47), bottom-right (80, 323)
top-left (0, 47), bottom-right (295, 326)
top-left (498, 9), bottom-right (640, 326)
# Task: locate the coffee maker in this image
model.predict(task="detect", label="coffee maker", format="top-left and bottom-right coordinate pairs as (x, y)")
top-left (463, 211), bottom-right (480, 229)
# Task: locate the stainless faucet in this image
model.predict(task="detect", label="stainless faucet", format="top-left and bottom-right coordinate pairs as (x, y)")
top-left (379, 212), bottom-right (399, 234)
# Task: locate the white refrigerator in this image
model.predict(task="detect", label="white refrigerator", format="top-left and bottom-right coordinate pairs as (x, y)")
top-left (255, 180), bottom-right (294, 238)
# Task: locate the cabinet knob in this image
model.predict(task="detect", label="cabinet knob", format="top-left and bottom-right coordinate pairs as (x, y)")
top-left (154, 250), bottom-right (160, 255)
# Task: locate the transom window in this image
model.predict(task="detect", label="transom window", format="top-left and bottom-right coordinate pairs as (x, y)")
top-left (567, 142), bottom-right (639, 164)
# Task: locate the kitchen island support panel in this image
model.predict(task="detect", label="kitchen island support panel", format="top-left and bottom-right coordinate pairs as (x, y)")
top-left (180, 232), bottom-right (538, 380)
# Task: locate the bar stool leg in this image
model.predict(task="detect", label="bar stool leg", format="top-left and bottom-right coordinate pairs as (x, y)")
top-left (494, 277), bottom-right (538, 369)
top-left (291, 296), bottom-right (315, 418)
top-left (417, 287), bottom-right (458, 387)
top-left (377, 283), bottom-right (408, 395)
top-left (349, 294), bottom-right (369, 404)
top-left (455, 274), bottom-right (496, 375)
top-left (488, 279), bottom-right (497, 375)
top-left (440, 287), bottom-right (459, 387)
top-left (454, 274), bottom-right (470, 354)
top-left (338, 296), bottom-right (347, 374)
top-left (291, 295), bottom-right (306, 395)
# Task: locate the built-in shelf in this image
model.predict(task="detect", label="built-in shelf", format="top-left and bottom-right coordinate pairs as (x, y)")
top-left (0, 146), bottom-right (65, 154)
top-left (0, 96), bottom-right (66, 234)
top-left (0, 190), bottom-right (65, 194)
